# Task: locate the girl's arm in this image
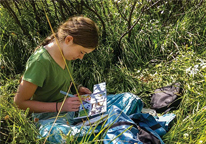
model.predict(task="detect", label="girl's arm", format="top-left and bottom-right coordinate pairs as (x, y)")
top-left (14, 80), bottom-right (82, 113)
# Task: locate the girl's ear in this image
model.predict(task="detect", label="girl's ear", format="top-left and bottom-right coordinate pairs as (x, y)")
top-left (65, 35), bottom-right (73, 44)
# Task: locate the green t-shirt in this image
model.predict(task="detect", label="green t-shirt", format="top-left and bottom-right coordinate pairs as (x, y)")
top-left (23, 46), bottom-right (73, 102)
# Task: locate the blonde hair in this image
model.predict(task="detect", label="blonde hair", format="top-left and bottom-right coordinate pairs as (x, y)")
top-left (37, 16), bottom-right (99, 50)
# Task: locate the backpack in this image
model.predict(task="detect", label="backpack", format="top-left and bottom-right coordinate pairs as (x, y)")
top-left (103, 105), bottom-right (175, 144)
top-left (150, 82), bottom-right (183, 113)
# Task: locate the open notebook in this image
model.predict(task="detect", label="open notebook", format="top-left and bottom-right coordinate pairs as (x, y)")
top-left (73, 82), bottom-right (107, 119)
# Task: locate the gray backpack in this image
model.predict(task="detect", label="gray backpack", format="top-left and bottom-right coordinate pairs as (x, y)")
top-left (150, 82), bottom-right (183, 113)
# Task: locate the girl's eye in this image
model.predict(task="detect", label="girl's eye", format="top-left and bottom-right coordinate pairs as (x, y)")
top-left (80, 51), bottom-right (84, 54)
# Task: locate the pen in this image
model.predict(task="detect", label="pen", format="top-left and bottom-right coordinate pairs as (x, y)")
top-left (60, 90), bottom-right (90, 103)
top-left (60, 90), bottom-right (76, 97)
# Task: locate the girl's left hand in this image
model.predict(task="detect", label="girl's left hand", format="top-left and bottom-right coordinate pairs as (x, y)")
top-left (77, 86), bottom-right (92, 95)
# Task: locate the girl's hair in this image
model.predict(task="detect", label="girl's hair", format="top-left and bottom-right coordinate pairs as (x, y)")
top-left (36, 16), bottom-right (99, 50)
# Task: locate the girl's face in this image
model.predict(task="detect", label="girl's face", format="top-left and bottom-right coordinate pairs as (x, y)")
top-left (62, 36), bottom-right (95, 61)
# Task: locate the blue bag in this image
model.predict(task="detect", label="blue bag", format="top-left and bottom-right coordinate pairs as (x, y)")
top-left (104, 105), bottom-right (166, 144)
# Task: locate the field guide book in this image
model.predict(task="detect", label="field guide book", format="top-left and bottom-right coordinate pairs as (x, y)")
top-left (73, 82), bottom-right (107, 119)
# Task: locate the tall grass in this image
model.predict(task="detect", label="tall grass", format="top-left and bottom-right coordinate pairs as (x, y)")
top-left (1, 0), bottom-right (206, 143)
top-left (1, 49), bottom-right (206, 143)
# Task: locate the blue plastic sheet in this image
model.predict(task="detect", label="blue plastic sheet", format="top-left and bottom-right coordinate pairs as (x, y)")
top-left (34, 92), bottom-right (143, 143)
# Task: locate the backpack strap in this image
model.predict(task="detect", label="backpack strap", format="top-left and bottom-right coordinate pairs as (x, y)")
top-left (109, 121), bottom-right (138, 129)
top-left (132, 117), bottom-right (162, 131)
top-left (108, 121), bottom-right (162, 144)
top-left (149, 123), bottom-right (162, 130)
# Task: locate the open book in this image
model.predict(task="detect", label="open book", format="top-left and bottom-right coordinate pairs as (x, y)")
top-left (73, 82), bottom-right (107, 119)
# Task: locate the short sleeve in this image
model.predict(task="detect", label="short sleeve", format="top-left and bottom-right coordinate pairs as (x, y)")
top-left (23, 60), bottom-right (47, 87)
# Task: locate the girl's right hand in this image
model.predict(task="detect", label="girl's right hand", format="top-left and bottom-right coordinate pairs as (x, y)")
top-left (60, 97), bottom-right (83, 112)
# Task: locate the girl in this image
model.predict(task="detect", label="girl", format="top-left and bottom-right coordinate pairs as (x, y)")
top-left (14, 16), bottom-right (98, 114)
top-left (14, 16), bottom-right (143, 143)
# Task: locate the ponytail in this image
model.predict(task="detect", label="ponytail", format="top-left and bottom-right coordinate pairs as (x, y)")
top-left (34, 33), bottom-right (58, 51)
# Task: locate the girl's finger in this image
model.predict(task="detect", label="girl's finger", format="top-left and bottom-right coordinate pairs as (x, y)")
top-left (69, 97), bottom-right (80, 100)
top-left (71, 101), bottom-right (81, 105)
top-left (79, 87), bottom-right (92, 94)
top-left (70, 97), bottom-right (85, 101)
top-left (85, 88), bottom-right (92, 94)
top-left (72, 107), bottom-right (79, 111)
top-left (72, 104), bottom-right (81, 108)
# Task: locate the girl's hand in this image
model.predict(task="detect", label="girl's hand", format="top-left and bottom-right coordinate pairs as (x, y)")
top-left (60, 97), bottom-right (83, 112)
top-left (78, 86), bottom-right (92, 95)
